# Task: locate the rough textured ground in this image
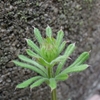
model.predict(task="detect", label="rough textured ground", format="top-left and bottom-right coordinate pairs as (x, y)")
top-left (88, 95), bottom-right (100, 100)
top-left (0, 0), bottom-right (100, 100)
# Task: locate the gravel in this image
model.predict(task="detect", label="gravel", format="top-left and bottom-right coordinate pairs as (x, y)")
top-left (0, 0), bottom-right (100, 100)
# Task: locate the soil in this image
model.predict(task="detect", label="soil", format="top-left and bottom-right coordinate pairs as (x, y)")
top-left (0, 0), bottom-right (100, 100)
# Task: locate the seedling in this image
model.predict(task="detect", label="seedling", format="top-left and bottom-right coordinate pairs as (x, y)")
top-left (13, 26), bottom-right (89, 100)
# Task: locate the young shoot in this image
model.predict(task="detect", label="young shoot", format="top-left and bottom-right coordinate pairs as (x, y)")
top-left (13, 26), bottom-right (89, 100)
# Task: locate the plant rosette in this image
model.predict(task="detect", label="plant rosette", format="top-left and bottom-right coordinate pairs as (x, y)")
top-left (13, 26), bottom-right (89, 100)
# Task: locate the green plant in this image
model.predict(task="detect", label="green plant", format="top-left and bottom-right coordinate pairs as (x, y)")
top-left (13, 26), bottom-right (89, 100)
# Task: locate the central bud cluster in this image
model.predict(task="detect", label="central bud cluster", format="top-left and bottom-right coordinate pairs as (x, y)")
top-left (40, 37), bottom-right (58, 62)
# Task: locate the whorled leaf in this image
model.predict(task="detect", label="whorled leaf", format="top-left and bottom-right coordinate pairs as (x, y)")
top-left (56, 29), bottom-right (64, 47)
top-left (26, 49), bottom-right (51, 67)
top-left (16, 76), bottom-right (42, 88)
top-left (30, 78), bottom-right (48, 89)
top-left (49, 78), bottom-right (57, 91)
top-left (34, 27), bottom-right (43, 44)
top-left (12, 61), bottom-right (47, 77)
top-left (60, 64), bottom-right (89, 75)
top-left (55, 74), bottom-right (69, 81)
top-left (68, 52), bottom-right (89, 68)
top-left (55, 43), bottom-right (76, 75)
top-left (26, 49), bottom-right (39, 58)
top-left (58, 41), bottom-right (66, 54)
top-left (50, 55), bottom-right (66, 67)
top-left (18, 55), bottom-right (47, 74)
top-left (26, 39), bottom-right (40, 54)
top-left (46, 26), bottom-right (52, 38)
top-left (37, 57), bottom-right (51, 67)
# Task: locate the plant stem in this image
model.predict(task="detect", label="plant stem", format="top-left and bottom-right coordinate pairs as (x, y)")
top-left (48, 67), bottom-right (52, 78)
top-left (51, 88), bottom-right (57, 100)
top-left (48, 67), bottom-right (57, 100)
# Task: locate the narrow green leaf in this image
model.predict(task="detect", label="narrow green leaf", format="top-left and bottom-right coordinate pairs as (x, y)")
top-left (30, 78), bottom-right (48, 89)
top-left (16, 76), bottom-right (42, 88)
top-left (38, 57), bottom-right (51, 67)
top-left (26, 49), bottom-right (39, 58)
top-left (50, 55), bottom-right (66, 67)
top-left (56, 29), bottom-right (64, 47)
top-left (55, 43), bottom-right (76, 75)
top-left (55, 62), bottom-right (63, 76)
top-left (68, 52), bottom-right (89, 68)
top-left (34, 27), bottom-right (43, 44)
top-left (49, 78), bottom-right (57, 91)
top-left (12, 61), bottom-right (47, 77)
top-left (64, 43), bottom-right (76, 56)
top-left (58, 41), bottom-right (66, 54)
top-left (18, 55), bottom-right (47, 74)
top-left (26, 39), bottom-right (40, 54)
top-left (61, 64), bottom-right (89, 74)
top-left (55, 74), bottom-right (69, 81)
top-left (46, 26), bottom-right (52, 38)
top-left (26, 49), bottom-right (50, 67)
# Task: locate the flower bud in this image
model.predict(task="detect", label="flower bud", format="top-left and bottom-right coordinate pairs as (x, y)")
top-left (40, 37), bottom-right (58, 63)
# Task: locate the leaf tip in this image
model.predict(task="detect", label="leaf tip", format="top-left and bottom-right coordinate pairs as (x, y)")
top-left (47, 24), bottom-right (50, 27)
top-left (12, 60), bottom-right (16, 63)
top-left (11, 60), bottom-right (14, 63)
top-left (60, 26), bottom-right (63, 29)
top-left (66, 40), bottom-right (71, 43)
top-left (30, 88), bottom-right (33, 92)
top-left (73, 42), bottom-right (76, 46)
top-left (68, 57), bottom-right (72, 60)
top-left (25, 38), bottom-right (28, 41)
top-left (88, 50), bottom-right (91, 54)
top-left (30, 86), bottom-right (33, 89)
top-left (16, 85), bottom-right (20, 89)
top-left (59, 28), bottom-right (63, 33)
top-left (87, 64), bottom-right (91, 67)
